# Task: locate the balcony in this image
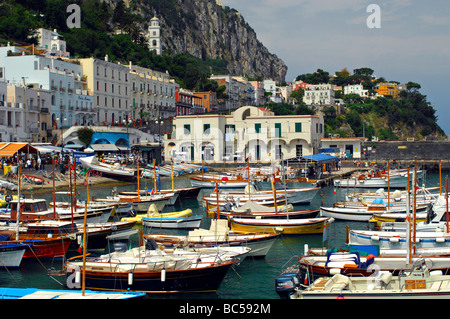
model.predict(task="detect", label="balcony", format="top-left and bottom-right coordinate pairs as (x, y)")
top-left (40, 108), bottom-right (49, 114)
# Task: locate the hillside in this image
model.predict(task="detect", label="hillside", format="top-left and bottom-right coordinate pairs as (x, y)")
top-left (286, 68), bottom-right (446, 141)
top-left (0, 0), bottom-right (287, 85)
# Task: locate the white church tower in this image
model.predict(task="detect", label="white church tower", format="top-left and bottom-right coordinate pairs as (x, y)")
top-left (148, 17), bottom-right (161, 55)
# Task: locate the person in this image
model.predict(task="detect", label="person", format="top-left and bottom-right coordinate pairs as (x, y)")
top-left (37, 157), bottom-right (42, 170)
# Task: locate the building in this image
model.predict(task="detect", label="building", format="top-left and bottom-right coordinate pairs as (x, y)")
top-left (320, 137), bottom-right (366, 159)
top-left (0, 45), bottom-right (93, 129)
top-left (147, 17), bottom-right (161, 55)
top-left (176, 87), bottom-right (194, 116)
top-left (165, 105), bottom-right (324, 163)
top-left (127, 62), bottom-right (176, 121)
top-left (79, 56), bottom-right (131, 126)
top-left (35, 28), bottom-right (69, 58)
top-left (303, 83), bottom-right (335, 105)
top-left (343, 84), bottom-right (369, 98)
top-left (209, 75), bottom-right (241, 111)
top-left (248, 81), bottom-right (266, 106)
top-left (193, 91), bottom-right (216, 113)
top-left (263, 79), bottom-right (283, 104)
top-left (375, 82), bottom-right (399, 99)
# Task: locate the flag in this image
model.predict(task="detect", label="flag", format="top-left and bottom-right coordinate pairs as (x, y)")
top-left (304, 268), bottom-right (309, 285)
top-left (77, 237), bottom-right (83, 254)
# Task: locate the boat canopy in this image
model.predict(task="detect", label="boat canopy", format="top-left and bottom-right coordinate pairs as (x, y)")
top-left (282, 154), bottom-right (340, 165)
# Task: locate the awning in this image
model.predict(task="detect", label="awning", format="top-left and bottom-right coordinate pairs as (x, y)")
top-left (0, 143), bottom-right (40, 157)
top-left (282, 154), bottom-right (340, 165)
top-left (89, 144), bottom-right (119, 152)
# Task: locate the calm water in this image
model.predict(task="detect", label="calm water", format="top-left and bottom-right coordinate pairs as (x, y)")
top-left (0, 171), bottom-right (443, 299)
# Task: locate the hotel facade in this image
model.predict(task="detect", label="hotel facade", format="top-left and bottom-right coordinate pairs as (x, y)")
top-left (165, 105), bottom-right (324, 163)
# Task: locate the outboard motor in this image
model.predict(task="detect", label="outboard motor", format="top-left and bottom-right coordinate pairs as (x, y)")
top-left (275, 272), bottom-right (301, 299)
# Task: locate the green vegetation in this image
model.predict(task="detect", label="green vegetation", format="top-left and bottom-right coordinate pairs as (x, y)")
top-left (0, 0), bottom-right (229, 93)
top-left (288, 68), bottom-right (445, 140)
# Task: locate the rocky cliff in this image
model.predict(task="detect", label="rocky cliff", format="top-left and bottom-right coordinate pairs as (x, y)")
top-left (131, 0), bottom-right (287, 83)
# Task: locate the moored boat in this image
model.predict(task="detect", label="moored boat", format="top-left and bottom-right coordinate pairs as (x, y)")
top-left (229, 216), bottom-right (333, 235)
top-left (80, 156), bottom-right (138, 182)
top-left (142, 214), bottom-right (202, 229)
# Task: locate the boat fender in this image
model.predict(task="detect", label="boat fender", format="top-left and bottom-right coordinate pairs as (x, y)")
top-left (161, 268), bottom-right (166, 282)
top-left (389, 237), bottom-right (399, 243)
top-left (329, 268), bottom-right (341, 275)
top-left (275, 227), bottom-right (284, 233)
top-left (128, 272), bottom-right (133, 285)
top-left (75, 269), bottom-right (81, 284)
top-left (304, 244), bottom-right (309, 256)
top-left (145, 238), bottom-right (159, 250)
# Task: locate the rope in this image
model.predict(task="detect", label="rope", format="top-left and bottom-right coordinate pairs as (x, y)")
top-left (0, 257), bottom-right (18, 284)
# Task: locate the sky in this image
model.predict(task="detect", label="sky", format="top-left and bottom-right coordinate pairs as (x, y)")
top-left (220, 0), bottom-right (450, 135)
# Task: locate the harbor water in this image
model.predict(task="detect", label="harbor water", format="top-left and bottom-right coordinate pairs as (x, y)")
top-left (0, 172), bottom-right (443, 299)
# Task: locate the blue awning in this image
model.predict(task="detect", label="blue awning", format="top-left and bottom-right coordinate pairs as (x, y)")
top-left (283, 154), bottom-right (340, 165)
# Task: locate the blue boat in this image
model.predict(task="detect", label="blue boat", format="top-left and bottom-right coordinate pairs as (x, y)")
top-left (142, 215), bottom-right (202, 229)
top-left (0, 287), bottom-right (146, 299)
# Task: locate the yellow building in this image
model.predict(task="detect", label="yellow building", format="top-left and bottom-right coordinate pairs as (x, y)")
top-left (376, 82), bottom-right (398, 98)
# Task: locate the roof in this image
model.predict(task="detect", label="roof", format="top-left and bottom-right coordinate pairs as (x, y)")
top-left (283, 154), bottom-right (340, 165)
top-left (89, 144), bottom-right (119, 152)
top-left (0, 143), bottom-right (39, 157)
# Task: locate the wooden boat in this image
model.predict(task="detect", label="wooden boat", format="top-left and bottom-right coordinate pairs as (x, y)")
top-left (21, 174), bottom-right (45, 185)
top-left (204, 193), bottom-right (287, 211)
top-left (190, 174), bottom-right (250, 188)
top-left (0, 287), bottom-right (145, 299)
top-left (290, 260), bottom-right (450, 299)
top-left (212, 185), bottom-right (320, 205)
top-left (296, 248), bottom-right (450, 283)
top-left (119, 186), bottom-right (201, 199)
top-left (142, 215), bottom-right (202, 229)
top-left (0, 230), bottom-right (72, 259)
top-left (320, 202), bottom-right (429, 222)
top-left (0, 179), bottom-right (17, 191)
top-left (80, 156), bottom-right (138, 182)
top-left (122, 208), bottom-right (193, 224)
top-left (229, 216), bottom-right (333, 235)
top-left (210, 200), bottom-right (318, 220)
top-left (0, 243), bottom-right (26, 267)
top-left (64, 248), bottom-right (235, 293)
top-left (92, 193), bottom-right (173, 212)
top-left (333, 169), bottom-right (424, 189)
top-left (146, 219), bottom-right (278, 257)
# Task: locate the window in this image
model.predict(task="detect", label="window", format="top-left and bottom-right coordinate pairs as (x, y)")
top-left (183, 124), bottom-right (190, 134)
top-left (295, 122), bottom-right (302, 132)
top-left (275, 123), bottom-right (281, 137)
top-left (296, 145), bottom-right (303, 157)
top-left (255, 123), bottom-right (261, 133)
top-left (203, 124), bottom-right (210, 134)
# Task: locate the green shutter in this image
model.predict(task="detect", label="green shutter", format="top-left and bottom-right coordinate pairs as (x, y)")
top-left (275, 123), bottom-right (281, 137)
top-left (183, 124), bottom-right (190, 134)
top-left (295, 122), bottom-right (302, 132)
top-left (255, 123), bottom-right (261, 133)
top-left (203, 124), bottom-right (210, 133)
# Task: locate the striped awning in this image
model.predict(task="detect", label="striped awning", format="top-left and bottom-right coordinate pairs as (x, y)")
top-left (0, 143), bottom-right (40, 157)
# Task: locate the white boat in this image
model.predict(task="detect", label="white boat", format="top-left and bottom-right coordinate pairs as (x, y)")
top-left (80, 156), bottom-right (138, 182)
top-left (142, 215), bottom-right (202, 229)
top-left (320, 203), bottom-right (428, 222)
top-left (190, 174), bottom-right (250, 188)
top-left (92, 193), bottom-right (175, 212)
top-left (0, 244), bottom-right (26, 267)
top-left (214, 185), bottom-right (320, 205)
top-left (290, 260), bottom-right (450, 299)
top-left (333, 169), bottom-right (424, 189)
top-left (146, 219), bottom-right (278, 257)
top-left (0, 179), bottom-right (17, 191)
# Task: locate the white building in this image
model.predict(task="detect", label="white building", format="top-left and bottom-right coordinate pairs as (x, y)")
top-left (35, 28), bottom-right (69, 58)
top-left (343, 84), bottom-right (369, 98)
top-left (166, 105), bottom-right (324, 163)
top-left (0, 45), bottom-right (94, 129)
top-left (320, 137), bottom-right (366, 159)
top-left (303, 83), bottom-right (335, 105)
top-left (263, 79), bottom-right (283, 103)
top-left (147, 17), bottom-right (161, 55)
top-left (209, 75), bottom-right (241, 111)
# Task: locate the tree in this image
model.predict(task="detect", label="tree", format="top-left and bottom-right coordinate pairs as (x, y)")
top-left (406, 81), bottom-right (421, 92)
top-left (77, 127), bottom-right (94, 147)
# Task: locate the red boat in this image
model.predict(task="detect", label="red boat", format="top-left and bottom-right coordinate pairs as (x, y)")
top-left (22, 174), bottom-right (45, 185)
top-left (0, 231), bottom-right (71, 259)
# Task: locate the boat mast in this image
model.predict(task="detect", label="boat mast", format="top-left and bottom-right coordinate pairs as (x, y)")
top-left (446, 177), bottom-right (449, 234)
top-left (387, 160), bottom-right (390, 209)
top-left (407, 169), bottom-right (412, 265)
top-left (413, 157), bottom-right (417, 256)
top-left (52, 155), bottom-right (56, 219)
top-left (81, 191), bottom-right (88, 296)
top-left (16, 162), bottom-right (21, 240)
top-left (136, 155), bottom-right (140, 201)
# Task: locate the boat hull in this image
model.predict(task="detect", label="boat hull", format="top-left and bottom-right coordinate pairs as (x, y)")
top-left (229, 217), bottom-right (330, 235)
top-left (65, 261), bottom-right (234, 293)
top-left (142, 216), bottom-right (202, 229)
top-left (0, 245), bottom-right (26, 267)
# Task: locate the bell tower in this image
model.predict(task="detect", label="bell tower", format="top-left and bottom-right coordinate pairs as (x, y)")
top-left (148, 17), bottom-right (161, 55)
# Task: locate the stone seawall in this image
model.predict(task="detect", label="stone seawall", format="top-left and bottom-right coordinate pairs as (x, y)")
top-left (363, 140), bottom-right (450, 171)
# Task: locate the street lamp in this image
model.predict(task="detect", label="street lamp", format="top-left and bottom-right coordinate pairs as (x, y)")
top-left (56, 116), bottom-right (66, 155)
